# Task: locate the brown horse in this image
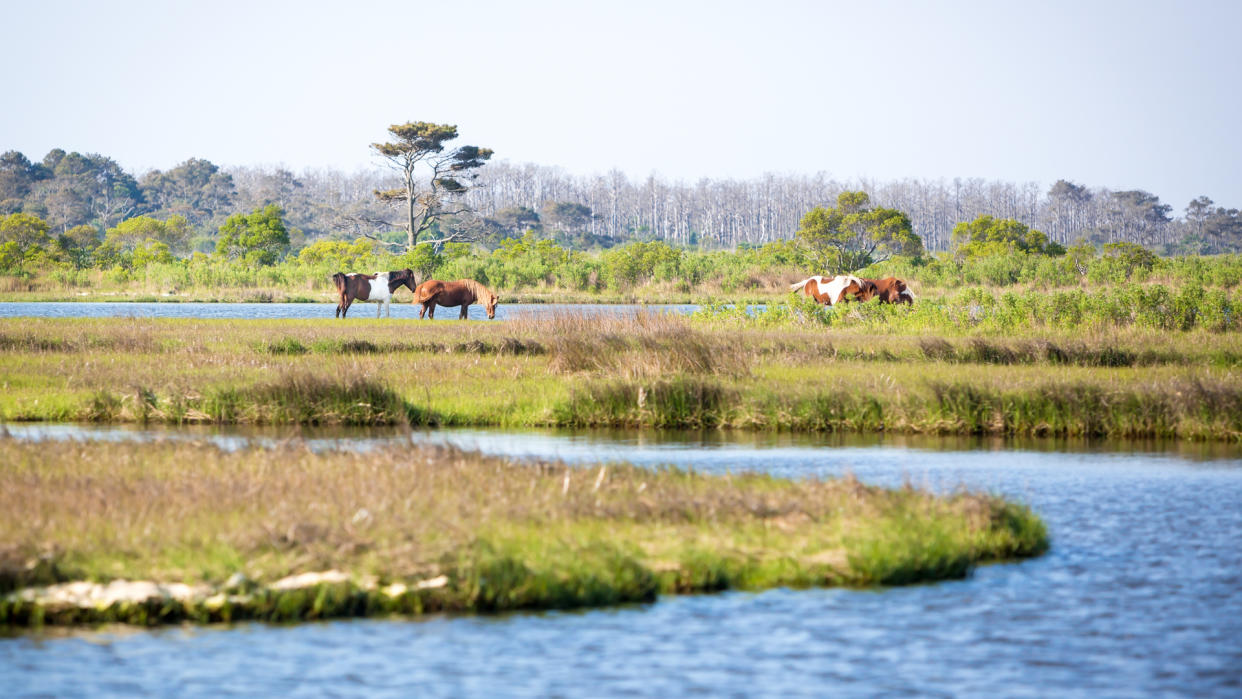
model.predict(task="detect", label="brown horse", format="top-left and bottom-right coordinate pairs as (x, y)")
top-left (332, 268), bottom-right (417, 318)
top-left (790, 275), bottom-right (876, 305)
top-left (413, 278), bottom-right (499, 319)
top-left (863, 277), bottom-right (915, 304)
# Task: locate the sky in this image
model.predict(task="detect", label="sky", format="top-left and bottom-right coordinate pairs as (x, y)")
top-left (3, 0), bottom-right (1239, 212)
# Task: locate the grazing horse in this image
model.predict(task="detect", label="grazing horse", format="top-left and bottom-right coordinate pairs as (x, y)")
top-left (413, 279), bottom-right (499, 320)
top-left (865, 277), bottom-right (916, 305)
top-left (332, 268), bottom-right (417, 318)
top-left (790, 275), bottom-right (876, 305)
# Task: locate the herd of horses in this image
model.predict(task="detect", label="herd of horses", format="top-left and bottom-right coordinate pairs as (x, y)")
top-left (330, 269), bottom-right (914, 319)
top-left (790, 274), bottom-right (915, 306)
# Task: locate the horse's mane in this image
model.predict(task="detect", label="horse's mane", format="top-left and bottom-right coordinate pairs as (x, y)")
top-left (458, 278), bottom-right (495, 299)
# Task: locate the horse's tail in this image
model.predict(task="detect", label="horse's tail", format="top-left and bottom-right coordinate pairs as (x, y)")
top-left (790, 277), bottom-right (813, 292)
top-left (332, 272), bottom-right (346, 292)
top-left (414, 282), bottom-right (439, 304)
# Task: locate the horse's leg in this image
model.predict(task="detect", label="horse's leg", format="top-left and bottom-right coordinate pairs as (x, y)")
top-left (460, 303), bottom-right (469, 320)
top-left (384, 298), bottom-right (391, 318)
top-left (376, 300), bottom-right (382, 319)
top-left (342, 297), bottom-right (351, 318)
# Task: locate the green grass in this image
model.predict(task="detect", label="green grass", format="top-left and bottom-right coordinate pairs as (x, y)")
top-left (0, 314), bottom-right (1239, 439)
top-left (0, 438), bottom-right (1047, 627)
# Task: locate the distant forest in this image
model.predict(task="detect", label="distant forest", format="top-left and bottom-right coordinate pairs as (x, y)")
top-left (2, 148), bottom-right (1239, 256)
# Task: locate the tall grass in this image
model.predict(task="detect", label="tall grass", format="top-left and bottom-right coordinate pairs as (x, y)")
top-left (201, 372), bottom-right (428, 426)
top-left (2, 317), bottom-right (1239, 440)
top-left (510, 310), bottom-right (751, 377)
top-left (696, 282), bottom-right (1239, 334)
top-left (0, 438), bottom-right (1047, 626)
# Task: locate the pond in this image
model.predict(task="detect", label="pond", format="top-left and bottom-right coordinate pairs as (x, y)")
top-left (2, 424), bottom-right (1241, 696)
top-left (0, 302), bottom-right (702, 321)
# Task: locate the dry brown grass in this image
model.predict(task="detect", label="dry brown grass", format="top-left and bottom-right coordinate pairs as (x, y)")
top-left (509, 310), bottom-right (753, 378)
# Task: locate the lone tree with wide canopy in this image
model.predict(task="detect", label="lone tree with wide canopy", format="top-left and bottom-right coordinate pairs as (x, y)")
top-left (371, 121), bottom-right (493, 252)
top-left (796, 191), bottom-right (923, 273)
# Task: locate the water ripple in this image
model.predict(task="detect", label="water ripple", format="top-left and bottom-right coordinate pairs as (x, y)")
top-left (2, 428), bottom-right (1241, 696)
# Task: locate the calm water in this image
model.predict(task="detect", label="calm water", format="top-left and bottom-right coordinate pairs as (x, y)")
top-left (0, 301), bottom-right (700, 321)
top-left (2, 425), bottom-right (1241, 697)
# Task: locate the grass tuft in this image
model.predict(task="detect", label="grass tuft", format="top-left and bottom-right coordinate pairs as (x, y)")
top-left (201, 372), bottom-right (427, 425)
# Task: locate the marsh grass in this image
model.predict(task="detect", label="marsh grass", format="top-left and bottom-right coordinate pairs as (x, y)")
top-left (555, 377), bottom-right (735, 428)
top-left (2, 317), bottom-right (1240, 439)
top-left (696, 282), bottom-right (1239, 334)
top-left (0, 438), bottom-right (1048, 626)
top-left (550, 368), bottom-right (1242, 439)
top-left (511, 311), bottom-right (751, 378)
top-left (0, 322), bottom-right (163, 354)
top-left (257, 336), bottom-right (544, 358)
top-left (200, 371), bottom-right (428, 426)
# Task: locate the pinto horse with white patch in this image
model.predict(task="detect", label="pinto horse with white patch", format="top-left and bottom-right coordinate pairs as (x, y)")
top-left (332, 268), bottom-right (417, 318)
top-left (790, 275), bottom-right (876, 305)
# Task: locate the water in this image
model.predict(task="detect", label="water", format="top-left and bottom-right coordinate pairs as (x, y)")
top-left (0, 302), bottom-right (700, 321)
top-left (2, 425), bottom-right (1241, 697)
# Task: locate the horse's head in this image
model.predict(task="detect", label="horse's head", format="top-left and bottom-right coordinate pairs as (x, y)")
top-left (390, 268), bottom-right (417, 293)
top-left (892, 278), bottom-right (915, 305)
top-left (484, 292), bottom-right (499, 319)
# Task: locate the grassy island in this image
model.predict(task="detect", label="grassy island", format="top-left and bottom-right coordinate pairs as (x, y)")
top-left (0, 438), bottom-right (1047, 627)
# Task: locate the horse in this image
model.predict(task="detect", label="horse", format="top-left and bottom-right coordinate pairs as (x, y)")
top-left (790, 275), bottom-right (876, 305)
top-left (413, 278), bottom-right (499, 320)
top-left (864, 277), bottom-right (916, 305)
top-left (332, 268), bottom-right (417, 318)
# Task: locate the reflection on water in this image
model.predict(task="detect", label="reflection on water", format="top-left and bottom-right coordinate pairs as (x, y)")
top-left (5, 421), bottom-right (1241, 468)
top-left (2, 423), bottom-right (1241, 696)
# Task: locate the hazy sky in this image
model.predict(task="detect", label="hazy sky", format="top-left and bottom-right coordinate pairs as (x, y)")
top-left (4, 0), bottom-right (1239, 212)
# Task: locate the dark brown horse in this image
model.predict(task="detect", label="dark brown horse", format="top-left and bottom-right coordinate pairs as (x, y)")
top-left (332, 268), bottom-right (417, 318)
top-left (863, 277), bottom-right (915, 304)
top-left (413, 278), bottom-right (499, 319)
top-left (789, 275), bottom-right (876, 305)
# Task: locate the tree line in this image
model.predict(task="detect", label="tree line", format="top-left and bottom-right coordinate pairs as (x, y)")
top-left (2, 137), bottom-right (1240, 266)
top-left (466, 163), bottom-right (1241, 255)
